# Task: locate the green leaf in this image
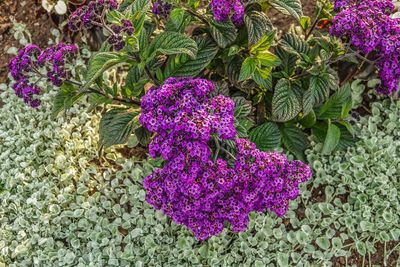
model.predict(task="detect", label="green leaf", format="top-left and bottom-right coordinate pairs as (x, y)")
top-left (302, 89), bottom-right (314, 115)
top-left (239, 57), bottom-right (257, 81)
top-left (300, 16), bottom-right (311, 30)
top-left (332, 237), bottom-right (343, 250)
top-left (269, 0), bottom-right (303, 20)
top-left (322, 122), bottom-right (341, 155)
top-left (356, 241), bottom-right (366, 256)
top-left (52, 83), bottom-right (83, 117)
top-left (244, 11), bottom-right (273, 46)
top-left (310, 73), bottom-right (330, 105)
top-left (131, 0), bottom-right (151, 13)
top-left (281, 125), bottom-right (309, 161)
top-left (99, 108), bottom-right (139, 148)
top-left (256, 52), bottom-right (281, 68)
top-left (274, 46), bottom-right (297, 75)
top-left (125, 67), bottom-right (145, 97)
top-left (135, 126), bottom-right (151, 146)
top-left (250, 122), bottom-right (281, 151)
top-left (250, 31), bottom-right (276, 55)
top-left (272, 79), bottom-right (301, 122)
top-left (106, 10), bottom-right (125, 24)
top-left (84, 52), bottom-right (127, 89)
top-left (280, 33), bottom-right (310, 56)
top-left (319, 84), bottom-right (351, 119)
top-left (148, 32), bottom-right (198, 59)
top-left (210, 20), bottom-right (238, 48)
top-left (277, 252), bottom-right (289, 267)
top-left (233, 97), bottom-right (252, 118)
top-left (299, 109), bottom-right (316, 128)
top-left (165, 8), bottom-right (191, 32)
top-left (316, 237), bottom-right (330, 250)
top-left (164, 37), bottom-right (218, 78)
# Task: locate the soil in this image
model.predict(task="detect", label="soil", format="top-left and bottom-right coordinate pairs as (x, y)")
top-left (0, 0), bottom-right (54, 84)
top-left (268, 0), bottom-right (317, 32)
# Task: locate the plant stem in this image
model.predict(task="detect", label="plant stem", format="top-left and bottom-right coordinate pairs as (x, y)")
top-left (305, 2), bottom-right (326, 40)
top-left (183, 8), bottom-right (209, 25)
top-left (132, 53), bottom-right (160, 86)
top-left (67, 79), bottom-right (141, 106)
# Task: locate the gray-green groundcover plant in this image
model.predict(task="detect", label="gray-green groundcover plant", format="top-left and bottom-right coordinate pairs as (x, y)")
top-left (0, 81), bottom-right (399, 266)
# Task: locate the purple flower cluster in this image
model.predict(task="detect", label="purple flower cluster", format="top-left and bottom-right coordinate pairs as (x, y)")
top-left (8, 43), bottom-right (78, 107)
top-left (8, 45), bottom-right (41, 107)
top-left (108, 19), bottom-right (135, 51)
top-left (68, 0), bottom-right (118, 31)
top-left (152, 0), bottom-right (172, 19)
top-left (140, 77), bottom-right (312, 240)
top-left (331, 0), bottom-right (400, 94)
top-left (140, 77), bottom-right (236, 160)
top-left (210, 0), bottom-right (245, 25)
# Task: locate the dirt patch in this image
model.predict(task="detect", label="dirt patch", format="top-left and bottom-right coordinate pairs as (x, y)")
top-left (268, 0), bottom-right (317, 32)
top-left (0, 0), bottom-right (54, 84)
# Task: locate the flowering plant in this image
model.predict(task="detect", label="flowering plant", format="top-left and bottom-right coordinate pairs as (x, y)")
top-left (8, 0), bottom-right (395, 239)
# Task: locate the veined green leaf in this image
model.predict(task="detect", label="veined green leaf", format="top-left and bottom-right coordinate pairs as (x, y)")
top-left (84, 52), bottom-right (128, 89)
top-left (250, 31), bottom-right (276, 55)
top-left (52, 83), bottom-right (84, 118)
top-left (310, 73), bottom-right (330, 105)
top-left (244, 11), bottom-right (273, 46)
top-left (256, 51), bottom-right (281, 68)
top-left (269, 0), bottom-right (303, 20)
top-left (250, 122), bottom-right (281, 151)
top-left (281, 125), bottom-right (309, 161)
top-left (99, 108), bottom-right (140, 148)
top-left (164, 37), bottom-right (218, 78)
top-left (272, 79), bottom-right (301, 122)
top-left (210, 20), bottom-right (238, 48)
top-left (148, 32), bottom-right (198, 60)
top-left (280, 33), bottom-right (310, 56)
top-left (322, 122), bottom-right (341, 155)
top-left (319, 84), bottom-right (351, 119)
top-left (239, 57), bottom-right (257, 82)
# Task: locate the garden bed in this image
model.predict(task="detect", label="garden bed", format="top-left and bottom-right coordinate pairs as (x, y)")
top-left (1, 0), bottom-right (399, 266)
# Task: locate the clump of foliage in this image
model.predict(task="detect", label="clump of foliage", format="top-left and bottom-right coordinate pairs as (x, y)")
top-left (6, 0), bottom-right (398, 241)
top-left (1, 83), bottom-right (398, 266)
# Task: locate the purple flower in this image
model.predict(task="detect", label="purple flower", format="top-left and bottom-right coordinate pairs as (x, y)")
top-left (331, 0), bottom-right (400, 94)
top-left (107, 19), bottom-right (135, 51)
top-left (140, 77), bottom-right (312, 240)
top-left (68, 0), bottom-right (119, 32)
top-left (152, 0), bottom-right (172, 19)
top-left (210, 0), bottom-right (245, 25)
top-left (8, 43), bottom-right (78, 107)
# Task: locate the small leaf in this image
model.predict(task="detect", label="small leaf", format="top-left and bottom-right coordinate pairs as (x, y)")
top-left (164, 37), bottom-right (218, 78)
top-left (299, 109), bottom-right (316, 128)
top-left (148, 32), bottom-right (198, 59)
top-left (249, 122), bottom-right (281, 151)
top-left (316, 237), bottom-right (330, 250)
top-left (277, 252), bottom-right (289, 267)
top-left (271, 79), bottom-right (301, 122)
top-left (300, 16), bottom-right (311, 30)
top-left (52, 83), bottom-right (84, 117)
top-left (239, 57), bottom-right (256, 81)
top-left (319, 84), bottom-right (351, 119)
top-left (310, 73), bottom-right (330, 105)
top-left (256, 52), bottom-right (281, 68)
top-left (84, 52), bottom-right (128, 89)
top-left (269, 0), bottom-right (303, 20)
top-left (356, 241), bottom-right (366, 256)
top-left (210, 20), bottom-right (238, 48)
top-left (281, 125), bottom-right (309, 161)
top-left (280, 33), bottom-right (310, 56)
top-left (250, 31), bottom-right (276, 55)
top-left (244, 11), bottom-right (273, 46)
top-left (99, 108), bottom-right (139, 148)
top-left (322, 122), bottom-right (341, 155)
top-left (131, 0), bottom-right (151, 13)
